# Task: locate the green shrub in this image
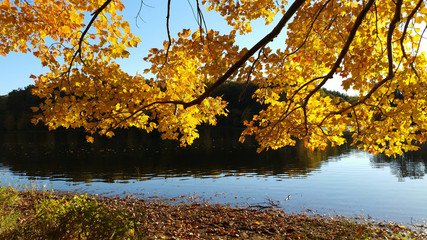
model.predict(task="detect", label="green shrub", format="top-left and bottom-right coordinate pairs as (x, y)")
top-left (32, 194), bottom-right (138, 239)
top-left (0, 187), bottom-right (19, 207)
top-left (0, 187), bottom-right (21, 238)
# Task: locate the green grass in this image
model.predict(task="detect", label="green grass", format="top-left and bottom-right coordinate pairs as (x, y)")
top-left (0, 187), bottom-right (21, 238)
top-left (31, 194), bottom-right (138, 239)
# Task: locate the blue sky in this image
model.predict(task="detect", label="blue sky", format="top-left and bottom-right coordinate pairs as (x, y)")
top-left (0, 0), bottom-right (355, 95)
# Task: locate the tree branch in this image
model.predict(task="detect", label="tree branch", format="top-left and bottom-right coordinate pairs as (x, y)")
top-left (387, 0), bottom-right (402, 77)
top-left (319, 0), bottom-right (404, 126)
top-left (302, 0), bottom-right (376, 134)
top-left (239, 48), bottom-right (264, 102)
top-left (66, 0), bottom-right (113, 79)
top-left (164, 0), bottom-right (172, 65)
top-left (180, 0), bottom-right (307, 108)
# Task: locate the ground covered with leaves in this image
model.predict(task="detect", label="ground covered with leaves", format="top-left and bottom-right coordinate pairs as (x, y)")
top-left (1, 187), bottom-right (426, 239)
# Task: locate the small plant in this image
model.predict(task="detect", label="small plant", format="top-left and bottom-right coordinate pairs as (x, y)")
top-left (0, 187), bottom-right (19, 207)
top-left (32, 194), bottom-right (138, 239)
top-left (0, 187), bottom-right (21, 238)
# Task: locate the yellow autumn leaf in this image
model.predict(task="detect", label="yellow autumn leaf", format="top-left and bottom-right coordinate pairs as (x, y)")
top-left (163, 41), bottom-right (169, 50)
top-left (181, 29), bottom-right (191, 38)
top-left (85, 136), bottom-right (94, 143)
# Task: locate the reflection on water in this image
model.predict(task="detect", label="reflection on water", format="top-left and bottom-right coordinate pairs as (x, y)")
top-left (0, 129), bottom-right (351, 182)
top-left (371, 148), bottom-right (427, 181)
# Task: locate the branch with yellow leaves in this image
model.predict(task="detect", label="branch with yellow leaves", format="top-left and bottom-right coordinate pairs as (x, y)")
top-left (301, 0), bottom-right (376, 135)
top-left (107, 0), bottom-right (307, 131)
top-left (400, 0), bottom-right (424, 80)
top-left (180, 0), bottom-right (307, 109)
top-left (100, 0), bottom-right (307, 133)
top-left (318, 0), bottom-right (404, 129)
top-left (65, 0), bottom-right (113, 80)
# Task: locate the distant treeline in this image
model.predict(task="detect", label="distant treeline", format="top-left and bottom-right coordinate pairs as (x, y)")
top-left (0, 84), bottom-right (356, 131)
top-left (0, 85), bottom-right (43, 131)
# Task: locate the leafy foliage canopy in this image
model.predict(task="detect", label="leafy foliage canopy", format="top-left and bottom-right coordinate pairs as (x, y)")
top-left (1, 0), bottom-right (427, 156)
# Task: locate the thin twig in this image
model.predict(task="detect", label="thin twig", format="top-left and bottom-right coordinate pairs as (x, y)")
top-left (239, 48), bottom-right (264, 102)
top-left (195, 0), bottom-right (208, 42)
top-left (280, 0), bottom-right (332, 63)
top-left (135, 0), bottom-right (151, 28)
top-left (163, 0), bottom-right (172, 65)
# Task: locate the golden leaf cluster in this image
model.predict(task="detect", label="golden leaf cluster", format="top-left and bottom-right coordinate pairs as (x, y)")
top-left (2, 0), bottom-right (427, 156)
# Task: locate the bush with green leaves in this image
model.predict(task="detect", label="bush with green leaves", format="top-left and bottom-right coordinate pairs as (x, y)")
top-left (32, 194), bottom-right (138, 239)
top-left (0, 187), bottom-right (21, 238)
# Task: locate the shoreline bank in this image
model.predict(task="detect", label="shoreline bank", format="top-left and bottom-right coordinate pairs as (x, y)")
top-left (1, 187), bottom-right (426, 239)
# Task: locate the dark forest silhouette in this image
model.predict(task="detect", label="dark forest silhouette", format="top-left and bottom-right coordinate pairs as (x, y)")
top-left (0, 83), bottom-right (356, 131)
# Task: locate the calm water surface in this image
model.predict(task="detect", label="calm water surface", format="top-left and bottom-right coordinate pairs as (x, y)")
top-left (1, 129), bottom-right (426, 225)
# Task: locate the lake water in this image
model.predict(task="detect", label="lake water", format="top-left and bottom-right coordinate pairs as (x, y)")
top-left (1, 129), bottom-right (426, 226)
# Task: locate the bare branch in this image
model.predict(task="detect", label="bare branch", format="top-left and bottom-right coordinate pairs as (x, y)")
top-left (164, 0), bottom-right (172, 65)
top-left (196, 0), bottom-right (208, 41)
top-left (135, 0), bottom-right (152, 27)
top-left (239, 48), bottom-right (264, 102)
